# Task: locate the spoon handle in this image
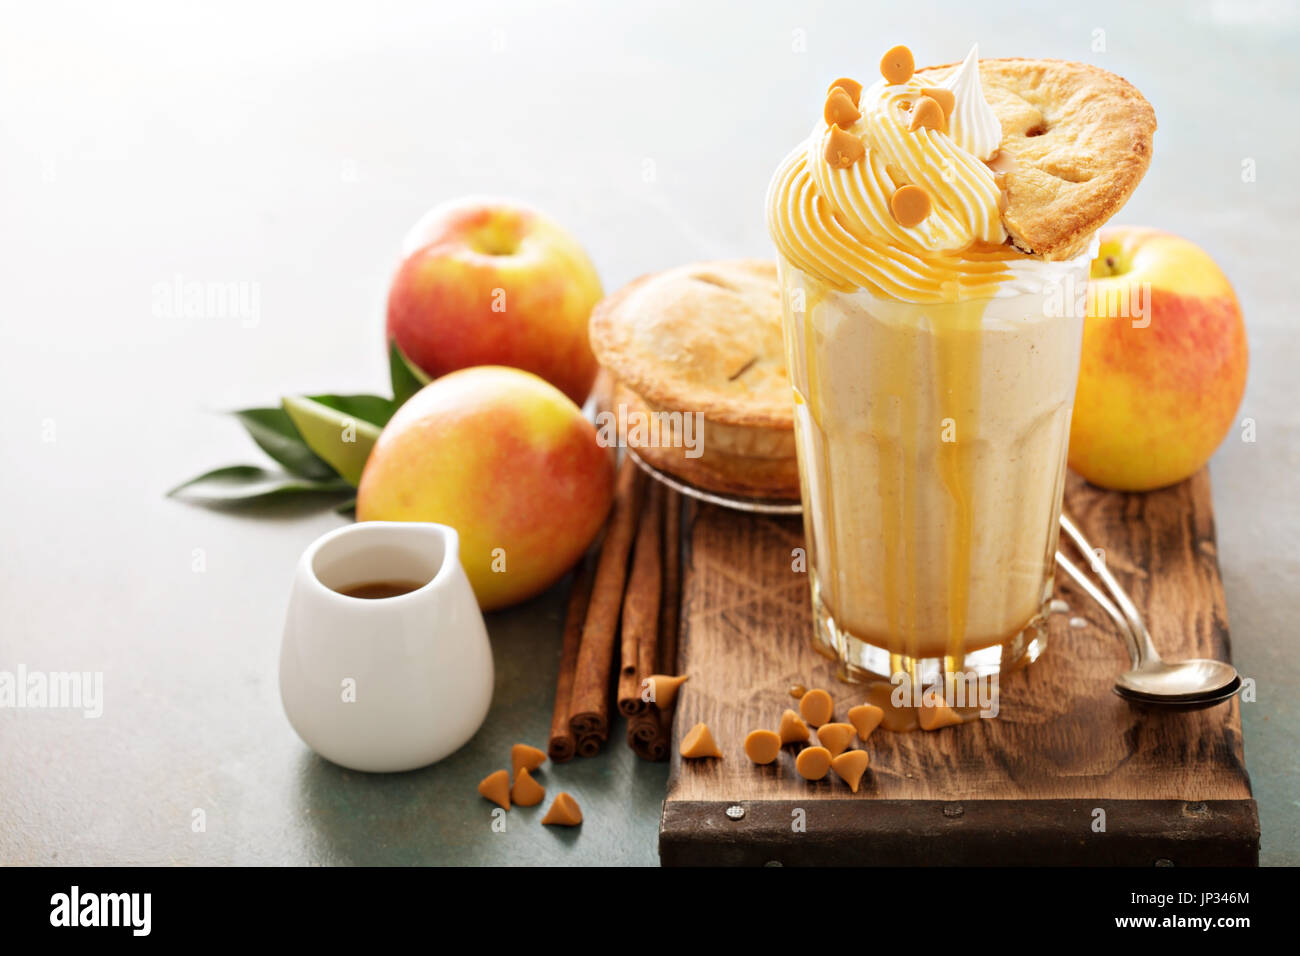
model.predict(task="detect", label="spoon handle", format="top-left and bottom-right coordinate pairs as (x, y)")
top-left (1059, 514), bottom-right (1162, 665)
top-left (1056, 553), bottom-right (1141, 666)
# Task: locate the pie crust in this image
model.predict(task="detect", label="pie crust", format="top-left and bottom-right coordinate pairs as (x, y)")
top-left (613, 381), bottom-right (800, 499)
top-left (590, 260), bottom-right (799, 498)
top-left (916, 57), bottom-right (1157, 261)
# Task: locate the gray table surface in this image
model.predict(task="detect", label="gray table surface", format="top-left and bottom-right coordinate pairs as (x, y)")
top-left (1, 0), bottom-right (1296, 866)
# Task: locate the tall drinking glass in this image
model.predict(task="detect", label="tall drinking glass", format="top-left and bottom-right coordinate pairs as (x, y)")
top-left (776, 251), bottom-right (1091, 685)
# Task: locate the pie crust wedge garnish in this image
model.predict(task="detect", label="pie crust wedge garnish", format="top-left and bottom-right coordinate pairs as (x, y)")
top-left (916, 57), bottom-right (1157, 260)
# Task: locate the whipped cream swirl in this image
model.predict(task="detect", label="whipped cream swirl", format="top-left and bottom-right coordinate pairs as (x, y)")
top-left (766, 46), bottom-right (1021, 301)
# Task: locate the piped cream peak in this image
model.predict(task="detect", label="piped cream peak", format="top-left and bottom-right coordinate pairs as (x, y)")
top-left (939, 45), bottom-right (1003, 161)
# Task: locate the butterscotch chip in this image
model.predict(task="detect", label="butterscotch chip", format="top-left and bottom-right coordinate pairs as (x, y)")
top-left (831, 750), bottom-right (870, 793)
top-left (744, 729), bottom-right (782, 765)
top-left (645, 674), bottom-right (689, 709)
top-left (880, 44), bottom-right (915, 85)
top-left (795, 746), bottom-right (832, 781)
top-left (824, 125), bottom-right (865, 169)
top-left (510, 767), bottom-right (545, 807)
top-left (890, 184), bottom-right (932, 227)
top-left (920, 86), bottom-right (956, 118)
top-left (816, 722), bottom-right (855, 757)
top-left (477, 769), bottom-right (511, 810)
top-left (511, 743), bottom-right (546, 779)
top-left (827, 76), bottom-right (862, 103)
top-left (799, 688), bottom-right (834, 727)
top-left (847, 703), bottom-right (885, 741)
top-left (908, 95), bottom-right (947, 133)
top-left (541, 792), bottom-right (583, 826)
top-left (680, 722), bottom-right (722, 759)
top-left (788, 683), bottom-right (807, 699)
top-left (918, 701), bottom-right (963, 730)
top-left (778, 708), bottom-right (811, 744)
top-left (823, 87), bottom-right (861, 129)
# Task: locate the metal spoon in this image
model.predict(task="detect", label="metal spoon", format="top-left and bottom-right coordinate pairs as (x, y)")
top-left (1056, 514), bottom-right (1241, 706)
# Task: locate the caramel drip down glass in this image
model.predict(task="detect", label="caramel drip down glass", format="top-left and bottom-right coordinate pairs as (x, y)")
top-left (776, 256), bottom-right (1088, 688)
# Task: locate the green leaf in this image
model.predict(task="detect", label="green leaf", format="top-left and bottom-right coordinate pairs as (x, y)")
top-left (389, 338), bottom-right (432, 409)
top-left (231, 407), bottom-right (336, 480)
top-left (334, 496), bottom-right (357, 516)
top-left (167, 465), bottom-right (350, 504)
top-left (282, 395), bottom-right (384, 487)
top-left (307, 393), bottom-right (395, 428)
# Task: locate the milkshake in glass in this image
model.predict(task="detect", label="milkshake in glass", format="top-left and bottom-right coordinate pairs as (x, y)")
top-left (766, 46), bottom-right (1108, 686)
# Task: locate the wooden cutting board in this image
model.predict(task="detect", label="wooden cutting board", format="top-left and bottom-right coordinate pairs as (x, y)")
top-left (659, 468), bottom-right (1258, 866)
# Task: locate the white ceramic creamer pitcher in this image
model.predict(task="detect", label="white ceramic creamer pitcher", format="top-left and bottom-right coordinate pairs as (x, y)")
top-left (279, 521), bottom-right (493, 772)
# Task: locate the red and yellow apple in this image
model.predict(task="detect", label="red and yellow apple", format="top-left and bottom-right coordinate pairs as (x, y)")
top-left (386, 197), bottom-right (603, 406)
top-left (1069, 227), bottom-right (1248, 491)
top-left (356, 366), bottom-right (613, 611)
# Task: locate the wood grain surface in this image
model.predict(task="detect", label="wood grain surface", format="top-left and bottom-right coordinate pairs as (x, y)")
top-left (660, 468), bottom-right (1258, 865)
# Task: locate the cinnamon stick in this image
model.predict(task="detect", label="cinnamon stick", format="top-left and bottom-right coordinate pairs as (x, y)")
top-left (636, 484), bottom-right (666, 683)
top-left (547, 557), bottom-right (594, 762)
top-left (569, 456), bottom-right (645, 754)
top-left (629, 709), bottom-right (668, 761)
top-left (651, 491), bottom-right (686, 757)
top-left (659, 489), bottom-right (682, 675)
top-left (629, 489), bottom-right (684, 762)
top-left (619, 482), bottom-right (664, 718)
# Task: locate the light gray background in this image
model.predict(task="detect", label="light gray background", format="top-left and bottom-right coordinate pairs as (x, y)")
top-left (1, 0), bottom-right (1295, 865)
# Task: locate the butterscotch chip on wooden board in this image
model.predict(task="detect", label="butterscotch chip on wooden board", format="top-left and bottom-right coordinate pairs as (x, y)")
top-left (799, 688), bottom-right (834, 727)
top-left (778, 709), bottom-right (811, 744)
top-left (477, 770), bottom-right (511, 810)
top-left (795, 746), bottom-right (832, 781)
top-left (831, 750), bottom-right (870, 793)
top-left (645, 674), bottom-right (688, 710)
top-left (541, 792), bottom-right (583, 827)
top-left (680, 722), bottom-right (722, 759)
top-left (918, 701), bottom-right (963, 731)
top-left (511, 743), bottom-right (546, 779)
top-left (511, 767), bottom-right (545, 807)
top-left (816, 722), bottom-right (855, 757)
top-left (744, 729), bottom-right (782, 765)
top-left (847, 704), bottom-right (884, 741)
